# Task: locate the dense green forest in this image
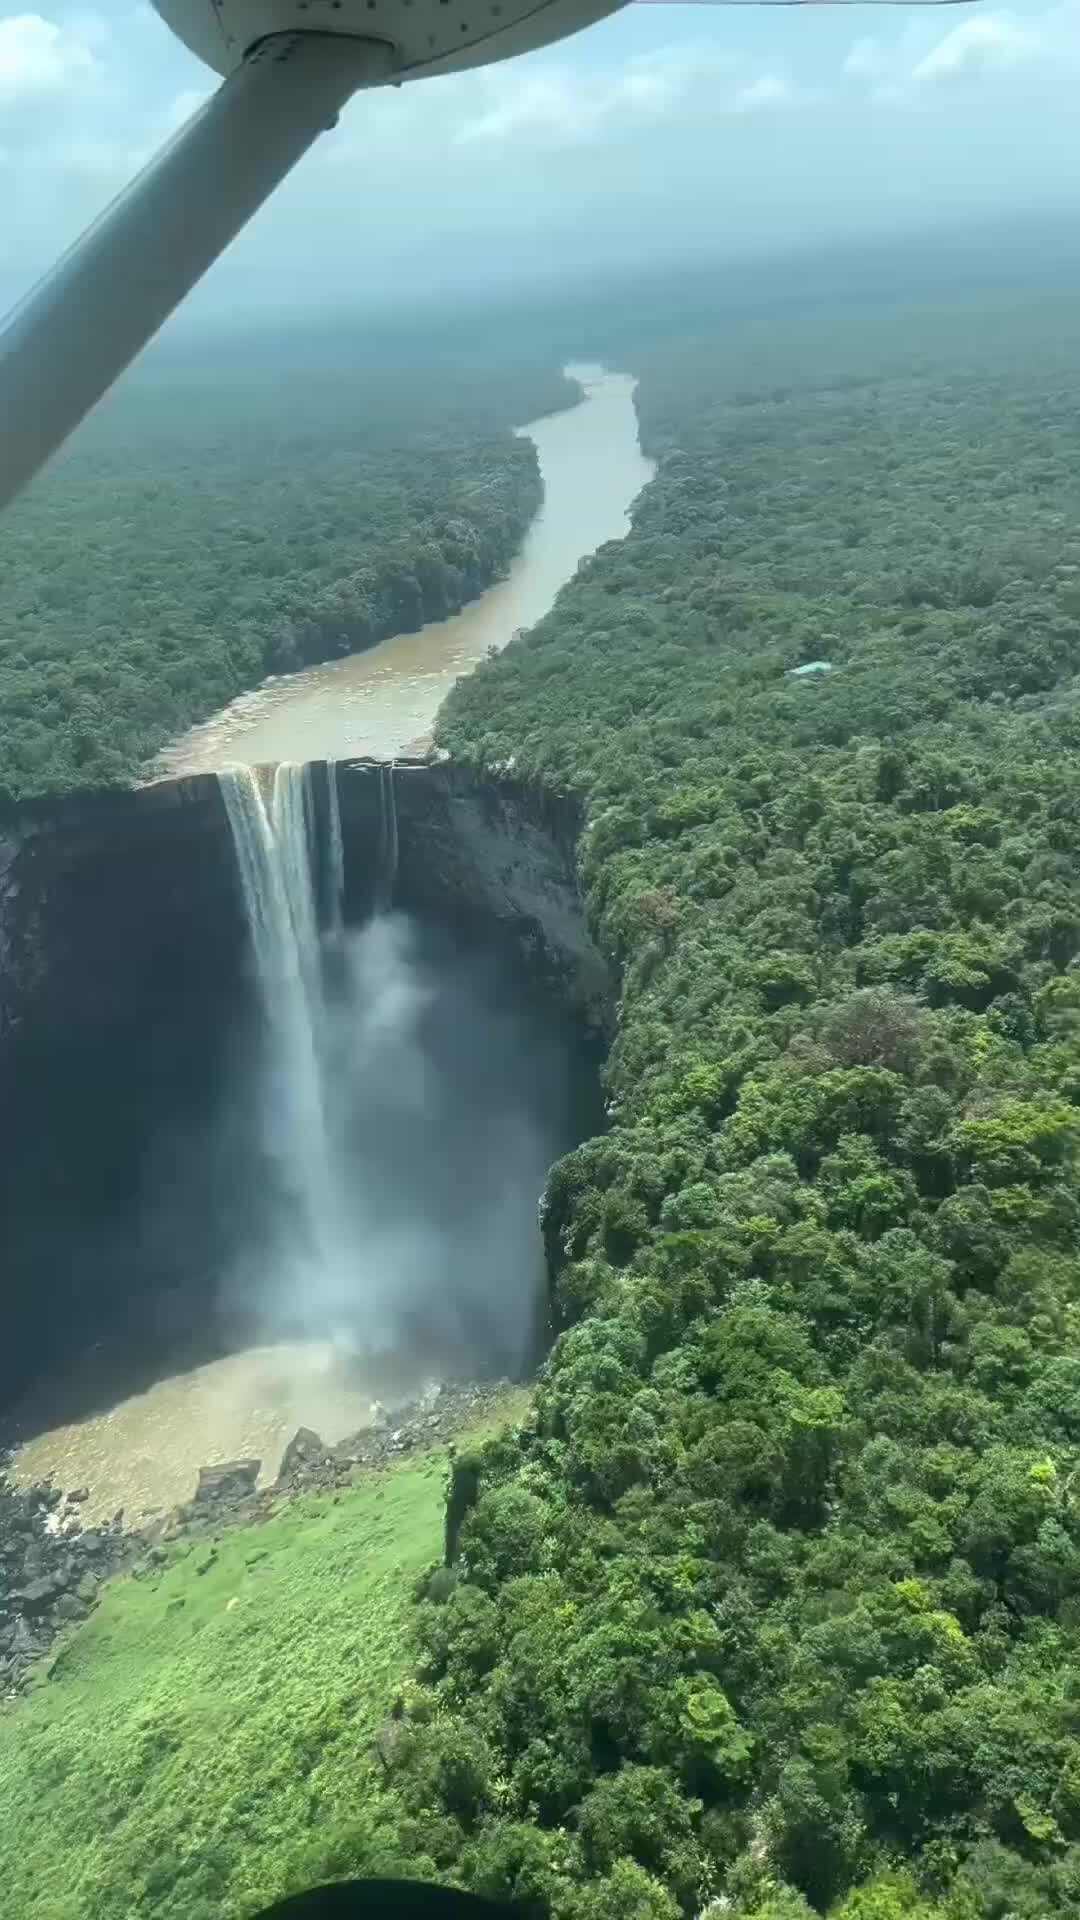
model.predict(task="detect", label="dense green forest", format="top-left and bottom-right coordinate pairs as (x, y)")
top-left (9, 241), bottom-right (1080, 1920)
top-left (0, 342), bottom-right (574, 796)
top-left (319, 282), bottom-right (1080, 1919)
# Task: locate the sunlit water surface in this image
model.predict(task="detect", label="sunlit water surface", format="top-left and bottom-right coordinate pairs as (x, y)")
top-left (152, 365), bottom-right (653, 771)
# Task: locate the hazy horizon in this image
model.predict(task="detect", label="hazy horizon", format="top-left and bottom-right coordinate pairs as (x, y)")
top-left (39, 207), bottom-right (1075, 415)
top-left (2, 0), bottom-right (1080, 325)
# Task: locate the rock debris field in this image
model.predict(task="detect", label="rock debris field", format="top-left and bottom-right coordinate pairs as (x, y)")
top-left (1, 1378), bottom-right (507, 1696)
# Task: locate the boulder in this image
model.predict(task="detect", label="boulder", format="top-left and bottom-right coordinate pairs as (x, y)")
top-left (193, 1460), bottom-right (260, 1506)
top-left (277, 1428), bottom-right (330, 1484)
top-left (10, 1617), bottom-right (41, 1656)
top-left (16, 1574), bottom-right (64, 1614)
top-left (0, 1472), bottom-right (133, 1694)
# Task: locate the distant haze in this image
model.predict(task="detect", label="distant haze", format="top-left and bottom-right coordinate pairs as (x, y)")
top-left (2, 0), bottom-right (1079, 321)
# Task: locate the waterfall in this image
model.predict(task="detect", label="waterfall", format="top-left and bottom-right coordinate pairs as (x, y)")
top-left (213, 754), bottom-right (570, 1384)
top-left (377, 761), bottom-right (399, 911)
top-left (218, 762), bottom-right (347, 1285)
top-left (325, 758), bottom-right (345, 934)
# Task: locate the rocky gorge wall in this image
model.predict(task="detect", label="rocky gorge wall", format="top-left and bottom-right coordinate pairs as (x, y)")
top-left (334, 757), bottom-right (610, 1027)
top-left (0, 759), bottom-right (608, 1410)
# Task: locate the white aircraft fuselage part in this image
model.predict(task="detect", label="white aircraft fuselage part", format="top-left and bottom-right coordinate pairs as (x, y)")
top-left (0, 0), bottom-right (626, 510)
top-left (0, 0), bottom-right (981, 511)
top-left (152, 0), bottom-right (626, 82)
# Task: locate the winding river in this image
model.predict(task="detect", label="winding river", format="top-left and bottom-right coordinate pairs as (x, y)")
top-left (155, 363), bottom-right (653, 774)
top-left (10, 363), bottom-right (653, 1522)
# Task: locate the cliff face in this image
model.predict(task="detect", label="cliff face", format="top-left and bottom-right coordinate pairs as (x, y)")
top-left (0, 776), bottom-right (245, 1048)
top-left (0, 779), bottom-right (250, 1411)
top-left (335, 758), bottom-right (609, 1029)
top-left (0, 760), bottom-right (607, 1410)
top-left (0, 759), bottom-right (607, 1047)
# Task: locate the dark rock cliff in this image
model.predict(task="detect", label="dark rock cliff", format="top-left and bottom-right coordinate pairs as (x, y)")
top-left (0, 759), bottom-right (607, 1411)
top-left (334, 757), bottom-right (609, 1026)
top-left (0, 774), bottom-right (244, 1049)
top-left (1, 777), bottom-right (252, 1413)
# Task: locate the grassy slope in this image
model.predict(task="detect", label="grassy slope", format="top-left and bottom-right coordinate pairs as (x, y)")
top-left (0, 1391), bottom-right (529, 1920)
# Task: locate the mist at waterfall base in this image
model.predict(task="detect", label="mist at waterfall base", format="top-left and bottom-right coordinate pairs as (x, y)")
top-left (215, 765), bottom-right (576, 1400)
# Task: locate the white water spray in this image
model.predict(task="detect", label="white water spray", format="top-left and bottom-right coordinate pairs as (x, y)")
top-left (377, 761), bottom-right (398, 912)
top-left (215, 756), bottom-right (576, 1385)
top-left (218, 762), bottom-right (348, 1292)
top-left (325, 758), bottom-right (345, 934)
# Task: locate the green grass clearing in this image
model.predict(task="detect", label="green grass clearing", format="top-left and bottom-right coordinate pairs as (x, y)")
top-left (0, 1390), bottom-right (529, 1920)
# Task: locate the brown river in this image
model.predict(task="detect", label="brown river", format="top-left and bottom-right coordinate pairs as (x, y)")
top-left (10, 363), bottom-right (653, 1523)
top-left (153, 363), bottom-right (653, 774)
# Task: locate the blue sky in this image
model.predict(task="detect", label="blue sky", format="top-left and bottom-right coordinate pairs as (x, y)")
top-left (2, 0), bottom-right (1079, 317)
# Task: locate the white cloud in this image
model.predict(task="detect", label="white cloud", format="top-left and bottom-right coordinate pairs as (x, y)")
top-left (844, 0), bottom-right (1080, 105)
top-left (618, 64), bottom-right (677, 113)
top-left (452, 42), bottom-right (812, 147)
top-left (843, 37), bottom-right (886, 83)
top-left (456, 73), bottom-right (589, 145)
top-left (4, 0), bottom-right (1080, 318)
top-left (734, 71), bottom-right (792, 112)
top-left (912, 11), bottom-right (1045, 82)
top-left (0, 11), bottom-right (100, 104)
top-left (453, 48), bottom-right (698, 148)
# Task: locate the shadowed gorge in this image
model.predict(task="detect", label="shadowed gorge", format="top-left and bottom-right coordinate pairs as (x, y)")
top-left (0, 762), bottom-right (606, 1476)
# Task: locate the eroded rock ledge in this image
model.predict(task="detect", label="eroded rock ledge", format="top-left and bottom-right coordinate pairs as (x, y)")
top-left (0, 757), bottom-right (609, 1408)
top-left (0, 756), bottom-right (608, 1048)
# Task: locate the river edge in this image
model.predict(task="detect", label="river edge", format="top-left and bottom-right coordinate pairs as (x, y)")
top-left (140, 368), bottom-right (591, 785)
top-left (1, 364), bottom-right (652, 1659)
top-left (147, 364), bottom-right (652, 775)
